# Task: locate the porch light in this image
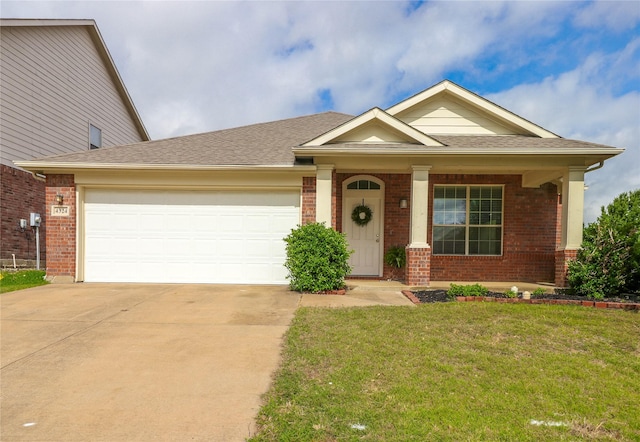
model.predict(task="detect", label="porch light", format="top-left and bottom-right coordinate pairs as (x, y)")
top-left (399, 198), bottom-right (408, 209)
top-left (55, 194), bottom-right (64, 205)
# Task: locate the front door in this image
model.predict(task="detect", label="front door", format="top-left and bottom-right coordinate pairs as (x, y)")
top-left (343, 177), bottom-right (384, 276)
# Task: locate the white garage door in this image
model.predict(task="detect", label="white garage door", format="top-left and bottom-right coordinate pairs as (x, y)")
top-left (84, 189), bottom-right (300, 284)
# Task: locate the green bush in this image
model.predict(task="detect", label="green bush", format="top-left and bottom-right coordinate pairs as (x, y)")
top-left (567, 189), bottom-right (640, 299)
top-left (447, 283), bottom-right (489, 299)
top-left (532, 287), bottom-right (547, 297)
top-left (384, 246), bottom-right (406, 268)
top-left (283, 223), bottom-right (352, 292)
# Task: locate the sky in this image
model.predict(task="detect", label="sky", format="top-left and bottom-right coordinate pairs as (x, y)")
top-left (2, 0), bottom-right (639, 223)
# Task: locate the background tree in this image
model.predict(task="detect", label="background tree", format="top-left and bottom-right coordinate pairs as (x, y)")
top-left (567, 189), bottom-right (640, 299)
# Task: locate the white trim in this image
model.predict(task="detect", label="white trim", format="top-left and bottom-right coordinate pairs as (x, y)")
top-left (303, 108), bottom-right (443, 147)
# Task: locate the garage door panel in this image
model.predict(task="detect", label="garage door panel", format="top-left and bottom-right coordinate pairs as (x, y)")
top-left (84, 189), bottom-right (299, 284)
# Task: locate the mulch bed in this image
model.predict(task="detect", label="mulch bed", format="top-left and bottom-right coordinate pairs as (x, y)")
top-left (408, 289), bottom-right (640, 309)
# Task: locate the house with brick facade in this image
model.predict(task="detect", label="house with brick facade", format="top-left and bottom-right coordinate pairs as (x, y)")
top-left (0, 19), bottom-right (149, 268)
top-left (16, 80), bottom-right (622, 286)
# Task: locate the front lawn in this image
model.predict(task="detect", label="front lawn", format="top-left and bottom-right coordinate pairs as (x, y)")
top-left (251, 303), bottom-right (639, 441)
top-left (0, 270), bottom-right (48, 293)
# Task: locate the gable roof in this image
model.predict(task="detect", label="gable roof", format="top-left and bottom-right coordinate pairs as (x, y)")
top-left (386, 79), bottom-right (558, 138)
top-left (17, 112), bottom-right (353, 170)
top-left (302, 107), bottom-right (443, 147)
top-left (0, 18), bottom-right (149, 141)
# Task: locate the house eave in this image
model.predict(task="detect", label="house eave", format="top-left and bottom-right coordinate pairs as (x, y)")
top-left (293, 146), bottom-right (625, 157)
top-left (13, 161), bottom-right (314, 174)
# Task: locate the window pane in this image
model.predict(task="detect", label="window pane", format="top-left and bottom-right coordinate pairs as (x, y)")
top-left (370, 182), bottom-right (380, 189)
top-left (433, 186), bottom-right (501, 256)
top-left (89, 124), bottom-right (102, 149)
top-left (468, 227), bottom-right (501, 255)
top-left (358, 180), bottom-right (368, 189)
top-left (433, 226), bottom-right (465, 255)
top-left (347, 182), bottom-right (357, 189)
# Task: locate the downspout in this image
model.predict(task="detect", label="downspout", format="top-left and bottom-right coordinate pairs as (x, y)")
top-left (29, 171), bottom-right (46, 182)
top-left (585, 161), bottom-right (604, 174)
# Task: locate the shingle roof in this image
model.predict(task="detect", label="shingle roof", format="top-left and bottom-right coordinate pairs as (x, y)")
top-left (431, 135), bottom-right (618, 151)
top-left (34, 112), bottom-right (353, 166)
top-left (21, 112), bottom-right (622, 170)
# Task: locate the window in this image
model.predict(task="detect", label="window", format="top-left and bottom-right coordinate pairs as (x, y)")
top-left (347, 180), bottom-right (381, 190)
top-left (89, 124), bottom-right (102, 149)
top-left (432, 186), bottom-right (503, 255)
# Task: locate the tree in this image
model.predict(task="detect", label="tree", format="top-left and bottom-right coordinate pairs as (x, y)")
top-left (567, 189), bottom-right (640, 299)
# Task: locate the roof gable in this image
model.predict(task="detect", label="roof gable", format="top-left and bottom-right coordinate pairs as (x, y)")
top-left (302, 108), bottom-right (443, 147)
top-left (387, 80), bottom-right (558, 138)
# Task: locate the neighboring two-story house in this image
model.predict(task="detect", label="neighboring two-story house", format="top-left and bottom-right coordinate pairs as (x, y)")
top-left (1, 19), bottom-right (149, 268)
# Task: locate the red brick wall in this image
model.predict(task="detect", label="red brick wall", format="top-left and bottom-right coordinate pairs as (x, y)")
top-left (336, 173), bottom-right (412, 280)
top-left (429, 175), bottom-right (559, 283)
top-left (301, 177), bottom-right (316, 225)
top-left (45, 174), bottom-right (76, 278)
top-left (0, 165), bottom-right (47, 264)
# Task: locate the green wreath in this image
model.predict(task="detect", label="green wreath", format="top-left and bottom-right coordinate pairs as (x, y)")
top-left (351, 204), bottom-right (373, 226)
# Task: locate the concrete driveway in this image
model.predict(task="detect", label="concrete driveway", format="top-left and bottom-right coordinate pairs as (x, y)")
top-left (1, 283), bottom-right (301, 441)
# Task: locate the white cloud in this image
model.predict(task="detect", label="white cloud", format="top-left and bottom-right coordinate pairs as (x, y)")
top-left (574, 0), bottom-right (640, 31)
top-left (486, 46), bottom-right (640, 223)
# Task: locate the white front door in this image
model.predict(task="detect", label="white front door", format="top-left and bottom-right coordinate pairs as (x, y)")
top-left (344, 197), bottom-right (382, 276)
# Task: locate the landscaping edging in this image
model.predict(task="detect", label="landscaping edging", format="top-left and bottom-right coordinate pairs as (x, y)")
top-left (401, 290), bottom-right (640, 310)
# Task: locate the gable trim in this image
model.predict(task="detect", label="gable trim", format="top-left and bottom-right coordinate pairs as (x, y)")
top-left (302, 108), bottom-right (443, 147)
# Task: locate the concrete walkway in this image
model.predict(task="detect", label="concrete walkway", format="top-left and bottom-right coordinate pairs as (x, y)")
top-left (1, 283), bottom-right (412, 441)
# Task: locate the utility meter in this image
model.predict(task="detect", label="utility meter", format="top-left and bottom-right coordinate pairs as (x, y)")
top-left (19, 219), bottom-right (28, 229)
top-left (30, 213), bottom-right (41, 227)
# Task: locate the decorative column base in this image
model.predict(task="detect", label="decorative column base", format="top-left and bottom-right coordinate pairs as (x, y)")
top-left (555, 249), bottom-right (578, 288)
top-left (405, 245), bottom-right (431, 286)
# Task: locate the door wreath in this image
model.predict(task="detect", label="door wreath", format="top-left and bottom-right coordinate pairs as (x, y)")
top-left (351, 204), bottom-right (373, 226)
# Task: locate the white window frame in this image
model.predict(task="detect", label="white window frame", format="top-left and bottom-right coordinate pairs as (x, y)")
top-left (432, 184), bottom-right (504, 256)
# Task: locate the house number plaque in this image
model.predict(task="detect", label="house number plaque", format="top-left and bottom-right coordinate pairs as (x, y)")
top-left (51, 206), bottom-right (70, 217)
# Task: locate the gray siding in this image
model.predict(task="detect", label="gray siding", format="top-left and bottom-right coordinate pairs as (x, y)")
top-left (0, 24), bottom-right (144, 167)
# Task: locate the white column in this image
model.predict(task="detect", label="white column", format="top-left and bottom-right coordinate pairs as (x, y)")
top-left (315, 164), bottom-right (334, 226)
top-left (409, 165), bottom-right (431, 246)
top-left (561, 166), bottom-right (586, 249)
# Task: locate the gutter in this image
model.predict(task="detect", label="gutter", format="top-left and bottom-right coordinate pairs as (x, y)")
top-left (14, 161), bottom-right (317, 173)
top-left (585, 161), bottom-right (604, 173)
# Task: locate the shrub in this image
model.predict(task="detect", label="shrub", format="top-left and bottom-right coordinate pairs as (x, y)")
top-left (503, 289), bottom-right (518, 298)
top-left (567, 189), bottom-right (640, 299)
top-left (447, 283), bottom-right (489, 299)
top-left (384, 246), bottom-right (406, 269)
top-left (532, 288), bottom-right (547, 297)
top-left (283, 223), bottom-right (352, 292)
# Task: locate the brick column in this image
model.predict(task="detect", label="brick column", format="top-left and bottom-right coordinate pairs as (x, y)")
top-left (405, 245), bottom-right (431, 286)
top-left (45, 174), bottom-right (76, 283)
top-left (555, 249), bottom-right (578, 288)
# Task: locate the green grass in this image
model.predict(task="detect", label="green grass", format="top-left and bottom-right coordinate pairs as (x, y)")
top-left (0, 270), bottom-right (48, 293)
top-left (251, 303), bottom-right (640, 441)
